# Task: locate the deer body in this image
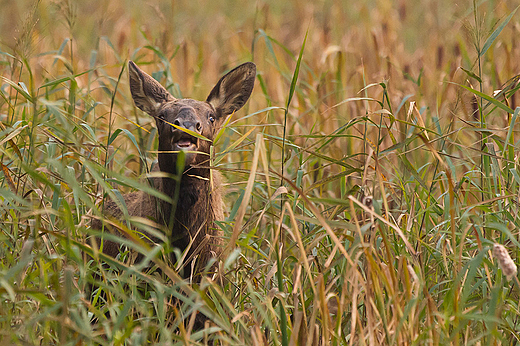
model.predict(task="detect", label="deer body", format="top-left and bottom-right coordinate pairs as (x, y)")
top-left (94, 61), bottom-right (256, 279)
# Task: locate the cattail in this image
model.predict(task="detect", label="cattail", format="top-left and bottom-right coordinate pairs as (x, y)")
top-left (493, 244), bottom-right (518, 280)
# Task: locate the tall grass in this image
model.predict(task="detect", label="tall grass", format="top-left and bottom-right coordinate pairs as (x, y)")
top-left (1, 0), bottom-right (520, 345)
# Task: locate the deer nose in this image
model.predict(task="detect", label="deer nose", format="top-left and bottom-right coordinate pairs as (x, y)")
top-left (173, 119), bottom-right (202, 133)
top-left (173, 108), bottom-right (203, 133)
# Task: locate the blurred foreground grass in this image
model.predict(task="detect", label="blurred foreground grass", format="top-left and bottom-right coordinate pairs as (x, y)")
top-left (1, 0), bottom-right (520, 344)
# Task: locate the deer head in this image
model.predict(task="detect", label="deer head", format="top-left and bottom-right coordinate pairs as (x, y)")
top-left (128, 61), bottom-right (256, 174)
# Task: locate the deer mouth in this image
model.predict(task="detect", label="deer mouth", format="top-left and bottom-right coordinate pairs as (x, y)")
top-left (173, 134), bottom-right (198, 151)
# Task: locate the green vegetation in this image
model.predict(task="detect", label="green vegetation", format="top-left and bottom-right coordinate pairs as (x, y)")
top-left (1, 0), bottom-right (520, 344)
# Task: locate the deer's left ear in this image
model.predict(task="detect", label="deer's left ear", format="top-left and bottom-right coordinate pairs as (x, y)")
top-left (128, 60), bottom-right (175, 115)
top-left (206, 62), bottom-right (256, 117)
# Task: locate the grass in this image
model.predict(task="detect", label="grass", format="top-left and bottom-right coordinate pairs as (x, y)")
top-left (1, 0), bottom-right (520, 344)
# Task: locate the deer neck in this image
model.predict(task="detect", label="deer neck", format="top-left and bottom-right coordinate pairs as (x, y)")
top-left (156, 170), bottom-right (213, 262)
top-left (158, 168), bottom-right (212, 224)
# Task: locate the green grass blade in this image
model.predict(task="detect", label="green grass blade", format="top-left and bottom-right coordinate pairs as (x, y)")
top-left (452, 82), bottom-right (514, 114)
top-left (479, 6), bottom-right (519, 57)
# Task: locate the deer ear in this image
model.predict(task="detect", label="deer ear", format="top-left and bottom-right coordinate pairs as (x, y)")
top-left (206, 62), bottom-right (256, 116)
top-left (128, 61), bottom-right (175, 114)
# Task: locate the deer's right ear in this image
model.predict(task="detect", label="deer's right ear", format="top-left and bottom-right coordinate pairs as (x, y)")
top-left (206, 62), bottom-right (256, 117)
top-left (128, 61), bottom-right (175, 114)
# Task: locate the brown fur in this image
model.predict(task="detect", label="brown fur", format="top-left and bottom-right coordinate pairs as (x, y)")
top-left (92, 61), bottom-right (256, 280)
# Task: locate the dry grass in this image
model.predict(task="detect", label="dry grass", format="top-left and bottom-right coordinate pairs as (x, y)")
top-left (1, 0), bottom-right (520, 345)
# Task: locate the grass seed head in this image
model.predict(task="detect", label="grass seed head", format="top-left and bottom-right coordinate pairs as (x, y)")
top-left (493, 243), bottom-right (517, 280)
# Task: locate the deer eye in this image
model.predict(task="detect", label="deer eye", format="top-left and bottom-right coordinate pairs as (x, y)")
top-left (157, 112), bottom-right (165, 119)
top-left (209, 115), bottom-right (215, 123)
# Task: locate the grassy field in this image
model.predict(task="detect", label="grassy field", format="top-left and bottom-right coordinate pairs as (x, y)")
top-left (1, 0), bottom-right (520, 344)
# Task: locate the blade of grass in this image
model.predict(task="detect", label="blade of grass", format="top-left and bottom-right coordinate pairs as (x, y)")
top-left (281, 28), bottom-right (308, 186)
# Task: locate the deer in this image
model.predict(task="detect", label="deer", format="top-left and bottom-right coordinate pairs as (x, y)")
top-left (92, 60), bottom-right (256, 281)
